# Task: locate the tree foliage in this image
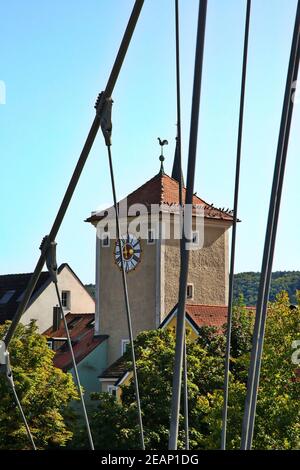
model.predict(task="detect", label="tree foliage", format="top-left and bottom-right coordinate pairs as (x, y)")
top-left (89, 293), bottom-right (300, 450)
top-left (0, 321), bottom-right (78, 449)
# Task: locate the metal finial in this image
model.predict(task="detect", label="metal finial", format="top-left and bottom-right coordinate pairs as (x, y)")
top-left (158, 137), bottom-right (168, 173)
top-left (159, 154), bottom-right (165, 173)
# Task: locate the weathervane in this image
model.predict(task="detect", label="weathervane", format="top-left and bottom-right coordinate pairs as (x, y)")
top-left (157, 137), bottom-right (168, 173)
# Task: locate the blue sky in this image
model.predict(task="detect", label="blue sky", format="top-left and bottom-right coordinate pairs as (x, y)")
top-left (0, 0), bottom-right (299, 283)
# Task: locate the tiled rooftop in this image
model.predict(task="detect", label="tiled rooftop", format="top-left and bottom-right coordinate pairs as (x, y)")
top-left (44, 313), bottom-right (107, 371)
top-left (86, 172), bottom-right (234, 223)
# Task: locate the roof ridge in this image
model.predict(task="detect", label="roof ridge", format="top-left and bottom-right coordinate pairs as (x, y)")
top-left (86, 170), bottom-right (234, 223)
top-left (186, 303), bottom-right (228, 308)
top-left (160, 172), bottom-right (164, 204)
top-left (0, 271), bottom-right (49, 278)
top-left (120, 171), bottom-right (162, 203)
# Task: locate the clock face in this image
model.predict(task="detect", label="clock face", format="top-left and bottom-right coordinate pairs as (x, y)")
top-left (114, 233), bottom-right (141, 272)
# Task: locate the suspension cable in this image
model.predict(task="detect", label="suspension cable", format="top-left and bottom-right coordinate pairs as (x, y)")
top-left (42, 237), bottom-right (95, 449)
top-left (221, 0), bottom-right (251, 450)
top-left (0, 341), bottom-right (36, 450)
top-left (174, 0), bottom-right (189, 451)
top-left (245, 30), bottom-right (300, 452)
top-left (3, 0), bottom-right (144, 349)
top-left (169, 0), bottom-right (208, 450)
top-left (100, 98), bottom-right (145, 449)
top-left (1, 0), bottom-right (143, 450)
top-left (107, 145), bottom-right (145, 450)
top-left (54, 283), bottom-right (95, 450)
top-left (241, 0), bottom-right (300, 450)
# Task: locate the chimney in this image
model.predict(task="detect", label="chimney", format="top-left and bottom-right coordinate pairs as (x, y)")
top-left (53, 306), bottom-right (61, 331)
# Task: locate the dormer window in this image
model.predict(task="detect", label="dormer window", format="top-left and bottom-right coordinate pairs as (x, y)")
top-left (107, 385), bottom-right (117, 396)
top-left (0, 290), bottom-right (15, 304)
top-left (67, 316), bottom-right (82, 329)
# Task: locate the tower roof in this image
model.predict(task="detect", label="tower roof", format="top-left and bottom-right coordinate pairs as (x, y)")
top-left (85, 171), bottom-right (234, 223)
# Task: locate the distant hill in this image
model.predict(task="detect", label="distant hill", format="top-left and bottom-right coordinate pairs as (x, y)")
top-left (233, 271), bottom-right (300, 306)
top-left (85, 271), bottom-right (300, 307)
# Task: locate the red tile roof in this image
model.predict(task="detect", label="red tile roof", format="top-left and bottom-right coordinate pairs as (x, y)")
top-left (186, 304), bottom-right (229, 330)
top-left (43, 313), bottom-right (108, 371)
top-left (185, 304), bottom-right (256, 331)
top-left (161, 303), bottom-right (256, 333)
top-left (85, 172), bottom-right (234, 223)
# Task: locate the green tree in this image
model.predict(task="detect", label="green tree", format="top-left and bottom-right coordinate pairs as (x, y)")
top-left (89, 294), bottom-right (300, 450)
top-left (0, 320), bottom-right (78, 449)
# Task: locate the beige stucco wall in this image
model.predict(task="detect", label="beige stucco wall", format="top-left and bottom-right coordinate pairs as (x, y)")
top-left (95, 214), bottom-right (231, 367)
top-left (21, 265), bottom-right (95, 333)
top-left (97, 233), bottom-right (157, 365)
top-left (162, 219), bottom-right (230, 319)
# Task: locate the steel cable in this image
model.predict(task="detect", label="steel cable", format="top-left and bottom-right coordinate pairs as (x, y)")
top-left (6, 361), bottom-right (37, 450)
top-left (54, 282), bottom-right (95, 450)
top-left (174, 0), bottom-right (189, 451)
top-left (241, 0), bottom-right (300, 449)
top-left (169, 0), bottom-right (207, 450)
top-left (221, 0), bottom-right (251, 450)
top-left (106, 145), bottom-right (145, 450)
top-left (3, 0), bottom-right (145, 349)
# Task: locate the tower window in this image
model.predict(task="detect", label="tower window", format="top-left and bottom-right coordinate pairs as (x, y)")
top-left (186, 284), bottom-right (194, 300)
top-left (147, 229), bottom-right (155, 244)
top-left (192, 231), bottom-right (199, 245)
top-left (102, 233), bottom-right (110, 247)
top-left (61, 291), bottom-right (71, 309)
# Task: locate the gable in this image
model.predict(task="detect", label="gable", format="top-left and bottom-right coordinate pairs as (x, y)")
top-left (0, 271), bottom-right (50, 323)
top-left (160, 303), bottom-right (229, 335)
top-left (0, 263), bottom-right (95, 326)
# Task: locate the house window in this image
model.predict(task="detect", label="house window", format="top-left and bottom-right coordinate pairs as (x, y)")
top-left (47, 340), bottom-right (53, 350)
top-left (0, 290), bottom-right (15, 304)
top-left (121, 339), bottom-right (130, 355)
top-left (186, 284), bottom-right (194, 300)
top-left (107, 385), bottom-right (117, 396)
top-left (61, 291), bottom-right (71, 309)
top-left (147, 229), bottom-right (155, 244)
top-left (102, 233), bottom-right (110, 247)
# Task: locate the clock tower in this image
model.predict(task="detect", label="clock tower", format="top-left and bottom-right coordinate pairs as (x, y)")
top-left (86, 160), bottom-right (233, 367)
